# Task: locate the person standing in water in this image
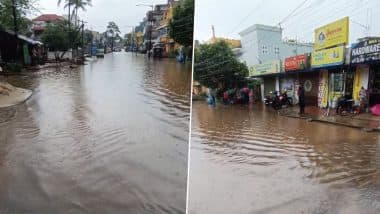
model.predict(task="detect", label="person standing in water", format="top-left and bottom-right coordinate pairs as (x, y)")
top-left (298, 85), bottom-right (305, 114)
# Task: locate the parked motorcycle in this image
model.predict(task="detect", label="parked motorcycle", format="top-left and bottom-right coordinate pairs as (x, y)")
top-left (264, 91), bottom-right (275, 105)
top-left (272, 91), bottom-right (293, 110)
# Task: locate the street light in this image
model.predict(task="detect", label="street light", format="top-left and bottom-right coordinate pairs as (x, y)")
top-left (136, 3), bottom-right (154, 58)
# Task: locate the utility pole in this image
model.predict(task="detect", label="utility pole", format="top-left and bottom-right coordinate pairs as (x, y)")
top-left (132, 27), bottom-right (134, 54)
top-left (81, 20), bottom-right (85, 61)
top-left (68, 2), bottom-right (71, 51)
top-left (136, 3), bottom-right (154, 58)
top-left (111, 32), bottom-right (114, 52)
top-left (134, 27), bottom-right (138, 56)
top-left (148, 16), bottom-right (152, 58)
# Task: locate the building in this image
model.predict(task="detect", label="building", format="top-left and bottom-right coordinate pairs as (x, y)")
top-left (209, 25), bottom-right (242, 49)
top-left (143, 3), bottom-right (168, 48)
top-left (155, 0), bottom-right (182, 57)
top-left (350, 37), bottom-right (380, 107)
top-left (239, 24), bottom-right (313, 65)
top-left (31, 14), bottom-right (64, 39)
top-left (239, 24), bottom-right (313, 102)
top-left (0, 29), bottom-right (43, 66)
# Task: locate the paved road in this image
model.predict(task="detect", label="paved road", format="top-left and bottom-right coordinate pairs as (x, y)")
top-left (0, 52), bottom-right (191, 214)
top-left (188, 102), bottom-right (380, 214)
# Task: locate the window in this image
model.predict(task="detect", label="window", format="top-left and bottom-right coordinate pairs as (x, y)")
top-left (274, 47), bottom-right (279, 55)
top-left (262, 45), bottom-right (268, 54)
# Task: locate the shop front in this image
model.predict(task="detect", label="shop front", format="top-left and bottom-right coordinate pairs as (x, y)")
top-left (298, 72), bottom-right (320, 106)
top-left (282, 54), bottom-right (311, 104)
top-left (351, 38), bottom-right (380, 106)
top-left (312, 45), bottom-right (347, 108)
top-left (248, 60), bottom-right (281, 101)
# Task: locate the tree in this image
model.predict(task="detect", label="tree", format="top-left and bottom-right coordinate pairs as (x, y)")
top-left (0, 0), bottom-right (36, 34)
top-left (169, 0), bottom-right (194, 47)
top-left (58, 0), bottom-right (92, 26)
top-left (194, 40), bottom-right (248, 89)
top-left (106, 21), bottom-right (120, 51)
top-left (41, 20), bottom-right (81, 60)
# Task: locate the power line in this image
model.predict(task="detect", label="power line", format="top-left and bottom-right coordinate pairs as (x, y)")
top-left (226, 0), bottom-right (267, 36)
top-left (278, 0), bottom-right (311, 26)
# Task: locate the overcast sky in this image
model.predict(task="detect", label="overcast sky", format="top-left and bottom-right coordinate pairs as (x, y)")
top-left (195, 0), bottom-right (380, 45)
top-left (32, 0), bottom-right (167, 35)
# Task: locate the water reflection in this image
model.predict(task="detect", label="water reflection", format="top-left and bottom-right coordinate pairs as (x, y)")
top-left (188, 102), bottom-right (380, 214)
top-left (0, 52), bottom-right (190, 214)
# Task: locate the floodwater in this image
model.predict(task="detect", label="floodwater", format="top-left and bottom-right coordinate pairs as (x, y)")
top-left (188, 102), bottom-right (380, 214)
top-left (0, 52), bottom-right (191, 213)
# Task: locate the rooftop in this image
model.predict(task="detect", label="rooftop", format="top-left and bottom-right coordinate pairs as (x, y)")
top-left (239, 24), bottom-right (282, 36)
top-left (32, 14), bottom-right (64, 22)
top-left (0, 29), bottom-right (43, 45)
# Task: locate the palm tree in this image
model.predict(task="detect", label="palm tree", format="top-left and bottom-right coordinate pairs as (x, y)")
top-left (72, 0), bottom-right (92, 27)
top-left (58, 0), bottom-right (92, 27)
top-left (58, 0), bottom-right (72, 29)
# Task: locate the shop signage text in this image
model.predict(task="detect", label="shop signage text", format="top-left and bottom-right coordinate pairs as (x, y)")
top-left (351, 39), bottom-right (380, 64)
top-left (285, 54), bottom-right (309, 71)
top-left (314, 17), bottom-right (349, 50)
top-left (249, 60), bottom-right (281, 77)
top-left (311, 46), bottom-right (345, 68)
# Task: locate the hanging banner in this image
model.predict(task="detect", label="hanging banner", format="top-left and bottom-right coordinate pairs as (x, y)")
top-left (314, 17), bottom-right (349, 50)
top-left (248, 60), bottom-right (281, 77)
top-left (351, 39), bottom-right (380, 64)
top-left (318, 71), bottom-right (329, 108)
top-left (285, 54), bottom-right (309, 71)
top-left (353, 66), bottom-right (369, 101)
top-left (311, 46), bottom-right (345, 68)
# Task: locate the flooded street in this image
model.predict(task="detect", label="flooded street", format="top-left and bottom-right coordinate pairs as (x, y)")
top-left (0, 52), bottom-right (191, 213)
top-left (188, 102), bottom-right (380, 214)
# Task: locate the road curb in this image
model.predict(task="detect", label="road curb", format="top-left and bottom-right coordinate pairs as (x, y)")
top-left (281, 113), bottom-right (380, 132)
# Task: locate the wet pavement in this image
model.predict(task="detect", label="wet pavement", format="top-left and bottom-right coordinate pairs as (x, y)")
top-left (188, 102), bottom-right (380, 214)
top-left (280, 106), bottom-right (380, 131)
top-left (0, 52), bottom-right (191, 214)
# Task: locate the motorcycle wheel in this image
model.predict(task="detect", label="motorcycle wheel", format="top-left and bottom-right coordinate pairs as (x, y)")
top-left (287, 98), bottom-right (293, 106)
top-left (272, 103), bottom-right (280, 110)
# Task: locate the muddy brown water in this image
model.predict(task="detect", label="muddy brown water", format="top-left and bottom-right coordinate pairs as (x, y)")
top-left (0, 53), bottom-right (191, 213)
top-left (188, 102), bottom-right (380, 214)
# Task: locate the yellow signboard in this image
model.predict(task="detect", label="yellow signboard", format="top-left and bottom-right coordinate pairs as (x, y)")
top-left (311, 46), bottom-right (345, 68)
top-left (314, 17), bottom-right (349, 50)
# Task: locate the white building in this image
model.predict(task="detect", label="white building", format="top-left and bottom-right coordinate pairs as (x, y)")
top-left (239, 24), bottom-right (313, 66)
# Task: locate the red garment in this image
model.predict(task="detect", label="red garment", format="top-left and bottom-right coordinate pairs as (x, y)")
top-left (223, 92), bottom-right (229, 99)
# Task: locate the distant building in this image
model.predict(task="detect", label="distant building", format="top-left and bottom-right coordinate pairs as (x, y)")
top-left (239, 24), bottom-right (313, 66)
top-left (209, 25), bottom-right (242, 49)
top-left (32, 14), bottom-right (64, 39)
top-left (141, 0), bottom-right (182, 55)
top-left (210, 37), bottom-right (242, 49)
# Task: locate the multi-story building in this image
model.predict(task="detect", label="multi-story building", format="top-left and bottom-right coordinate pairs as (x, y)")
top-left (239, 24), bottom-right (313, 65)
top-left (238, 24), bottom-right (314, 102)
top-left (155, 0), bottom-right (182, 57)
top-left (31, 14), bottom-right (64, 39)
